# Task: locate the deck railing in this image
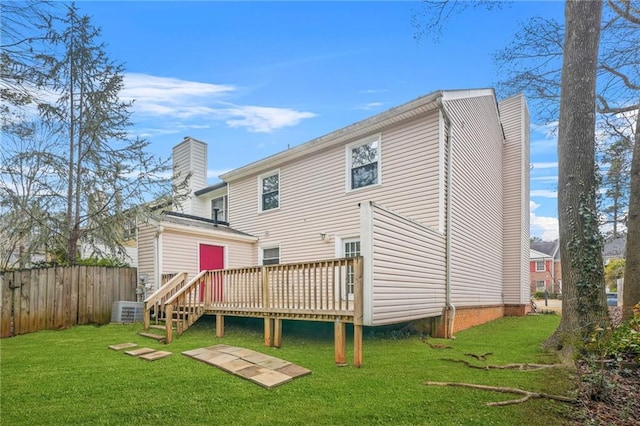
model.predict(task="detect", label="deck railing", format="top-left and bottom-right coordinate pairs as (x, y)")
top-left (161, 257), bottom-right (362, 343)
top-left (143, 272), bottom-right (188, 329)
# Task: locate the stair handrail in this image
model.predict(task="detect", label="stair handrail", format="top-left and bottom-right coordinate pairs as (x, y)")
top-left (143, 271), bottom-right (188, 329)
top-left (162, 270), bottom-right (209, 343)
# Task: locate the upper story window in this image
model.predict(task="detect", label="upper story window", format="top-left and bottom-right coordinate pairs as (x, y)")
top-left (348, 136), bottom-right (381, 191)
top-left (211, 196), bottom-right (227, 222)
top-left (122, 218), bottom-right (136, 241)
top-left (535, 260), bottom-right (545, 272)
top-left (259, 171), bottom-right (279, 212)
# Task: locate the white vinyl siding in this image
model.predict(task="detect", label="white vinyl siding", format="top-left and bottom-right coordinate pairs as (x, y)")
top-left (444, 94), bottom-right (505, 307)
top-left (228, 111), bottom-right (442, 266)
top-left (364, 202), bottom-right (446, 325)
top-left (137, 223), bottom-right (157, 289)
top-left (161, 230), bottom-right (255, 283)
top-left (172, 138), bottom-right (208, 216)
top-left (499, 94), bottom-right (531, 305)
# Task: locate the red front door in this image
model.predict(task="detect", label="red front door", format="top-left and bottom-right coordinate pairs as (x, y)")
top-left (199, 244), bottom-right (225, 302)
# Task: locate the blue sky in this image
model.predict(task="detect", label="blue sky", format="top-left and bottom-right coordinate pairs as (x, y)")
top-left (76, 1), bottom-right (564, 240)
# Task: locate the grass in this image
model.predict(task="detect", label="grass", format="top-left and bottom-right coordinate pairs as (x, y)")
top-left (0, 315), bottom-right (574, 425)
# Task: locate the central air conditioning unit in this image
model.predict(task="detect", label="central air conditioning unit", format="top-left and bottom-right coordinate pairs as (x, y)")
top-left (111, 301), bottom-right (144, 323)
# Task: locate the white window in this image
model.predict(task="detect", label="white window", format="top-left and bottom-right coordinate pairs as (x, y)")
top-left (343, 238), bottom-right (360, 298)
top-left (211, 196), bottom-right (227, 222)
top-left (259, 171), bottom-right (279, 212)
top-left (122, 218), bottom-right (136, 240)
top-left (348, 136), bottom-right (380, 191)
top-left (536, 280), bottom-right (546, 291)
top-left (261, 246), bottom-right (280, 265)
top-left (535, 260), bottom-right (545, 272)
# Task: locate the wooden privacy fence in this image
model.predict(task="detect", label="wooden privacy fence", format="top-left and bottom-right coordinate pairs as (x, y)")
top-left (1, 266), bottom-right (137, 338)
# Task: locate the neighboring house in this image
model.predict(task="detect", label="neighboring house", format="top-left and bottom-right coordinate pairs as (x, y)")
top-left (138, 88), bottom-right (530, 340)
top-left (603, 234), bottom-right (626, 263)
top-left (530, 240), bottom-right (562, 294)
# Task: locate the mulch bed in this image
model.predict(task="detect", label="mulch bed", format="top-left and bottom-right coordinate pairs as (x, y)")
top-left (572, 307), bottom-right (640, 425)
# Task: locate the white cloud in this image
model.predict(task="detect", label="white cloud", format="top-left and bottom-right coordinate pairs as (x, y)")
top-left (530, 201), bottom-right (559, 241)
top-left (223, 106), bottom-right (317, 133)
top-left (123, 73), bottom-right (317, 133)
top-left (531, 162), bottom-right (558, 170)
top-left (207, 169), bottom-right (232, 179)
top-left (530, 138), bottom-right (557, 153)
top-left (357, 89), bottom-right (388, 94)
top-left (356, 102), bottom-right (384, 111)
top-left (531, 176), bottom-right (558, 183)
top-left (531, 189), bottom-right (558, 198)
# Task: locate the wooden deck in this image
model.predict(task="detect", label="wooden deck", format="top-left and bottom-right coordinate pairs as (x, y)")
top-left (144, 257), bottom-right (363, 366)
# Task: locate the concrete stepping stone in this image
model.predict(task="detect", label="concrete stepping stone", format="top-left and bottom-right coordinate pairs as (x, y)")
top-left (139, 351), bottom-right (173, 361)
top-left (109, 343), bottom-right (138, 351)
top-left (125, 347), bottom-right (156, 356)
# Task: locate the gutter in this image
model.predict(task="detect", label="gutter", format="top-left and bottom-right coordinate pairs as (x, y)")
top-left (436, 97), bottom-right (456, 339)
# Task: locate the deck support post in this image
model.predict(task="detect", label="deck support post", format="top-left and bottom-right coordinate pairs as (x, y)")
top-left (353, 256), bottom-right (364, 367)
top-left (273, 318), bottom-right (282, 348)
top-left (264, 317), bottom-right (273, 347)
top-left (353, 324), bottom-right (363, 367)
top-left (334, 319), bottom-right (347, 366)
top-left (165, 304), bottom-right (173, 344)
top-left (216, 314), bottom-right (224, 338)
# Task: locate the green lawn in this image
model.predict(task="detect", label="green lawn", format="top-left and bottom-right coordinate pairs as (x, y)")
top-left (0, 315), bottom-right (574, 425)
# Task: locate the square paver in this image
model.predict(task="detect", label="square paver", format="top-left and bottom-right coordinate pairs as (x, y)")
top-left (255, 357), bottom-right (291, 370)
top-left (233, 348), bottom-right (258, 358)
top-left (139, 351), bottom-right (172, 361)
top-left (193, 350), bottom-right (221, 362)
top-left (203, 353), bottom-right (239, 366)
top-left (243, 352), bottom-right (272, 364)
top-left (235, 365), bottom-right (269, 379)
top-left (182, 347), bottom-right (211, 357)
top-left (109, 343), bottom-right (138, 351)
top-left (125, 347), bottom-right (156, 356)
top-left (218, 358), bottom-right (255, 373)
top-left (276, 364), bottom-right (312, 378)
top-left (251, 370), bottom-right (293, 388)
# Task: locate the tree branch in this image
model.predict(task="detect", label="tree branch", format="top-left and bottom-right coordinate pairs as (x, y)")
top-left (423, 381), bottom-right (575, 406)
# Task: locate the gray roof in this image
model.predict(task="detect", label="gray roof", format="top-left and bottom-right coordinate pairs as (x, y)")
top-left (603, 234), bottom-right (626, 259)
top-left (531, 240), bottom-right (560, 259)
top-left (161, 211), bottom-right (255, 238)
top-left (194, 181), bottom-right (227, 196)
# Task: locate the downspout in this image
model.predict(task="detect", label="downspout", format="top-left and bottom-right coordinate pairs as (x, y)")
top-left (436, 97), bottom-right (456, 338)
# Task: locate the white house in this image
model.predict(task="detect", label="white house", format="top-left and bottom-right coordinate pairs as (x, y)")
top-left (138, 88), bottom-right (530, 354)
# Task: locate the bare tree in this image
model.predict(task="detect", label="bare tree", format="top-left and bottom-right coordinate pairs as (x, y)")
top-left (552, 0), bottom-right (608, 347)
top-left (1, 3), bottom-right (188, 268)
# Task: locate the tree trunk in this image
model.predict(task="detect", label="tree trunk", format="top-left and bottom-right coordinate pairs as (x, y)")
top-left (622, 106), bottom-right (640, 319)
top-left (548, 0), bottom-right (607, 349)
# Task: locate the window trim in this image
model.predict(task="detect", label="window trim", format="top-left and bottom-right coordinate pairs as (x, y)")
top-left (259, 244), bottom-right (280, 266)
top-left (535, 260), bottom-right (545, 272)
top-left (258, 169), bottom-right (280, 213)
top-left (345, 134), bottom-right (382, 192)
